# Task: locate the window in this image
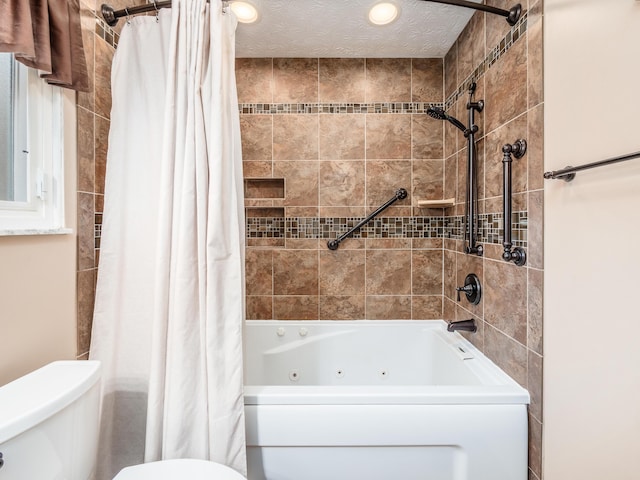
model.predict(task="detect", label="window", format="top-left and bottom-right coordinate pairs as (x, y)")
top-left (0, 53), bottom-right (67, 234)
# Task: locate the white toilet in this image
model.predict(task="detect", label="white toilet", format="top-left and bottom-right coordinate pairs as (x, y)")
top-left (0, 361), bottom-right (245, 480)
top-left (114, 459), bottom-right (245, 479)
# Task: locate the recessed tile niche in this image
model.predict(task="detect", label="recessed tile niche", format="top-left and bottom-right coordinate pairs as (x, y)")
top-left (244, 178), bottom-right (285, 199)
top-left (246, 207), bottom-right (285, 218)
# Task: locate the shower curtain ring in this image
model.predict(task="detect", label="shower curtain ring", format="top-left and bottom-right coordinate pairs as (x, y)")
top-left (124, 7), bottom-right (131, 25)
top-left (222, 1), bottom-right (230, 14)
top-left (152, 0), bottom-right (159, 22)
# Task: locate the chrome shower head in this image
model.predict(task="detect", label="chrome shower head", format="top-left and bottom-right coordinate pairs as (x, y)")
top-left (426, 106), bottom-right (467, 133)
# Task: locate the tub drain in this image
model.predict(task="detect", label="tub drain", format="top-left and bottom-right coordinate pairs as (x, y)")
top-left (289, 370), bottom-right (300, 382)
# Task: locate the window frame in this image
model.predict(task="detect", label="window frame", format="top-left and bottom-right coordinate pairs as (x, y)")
top-left (0, 56), bottom-right (69, 235)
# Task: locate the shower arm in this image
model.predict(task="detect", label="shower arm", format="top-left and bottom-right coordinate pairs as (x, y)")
top-left (418, 0), bottom-right (522, 26)
top-left (502, 140), bottom-right (527, 266)
top-left (327, 188), bottom-right (408, 251)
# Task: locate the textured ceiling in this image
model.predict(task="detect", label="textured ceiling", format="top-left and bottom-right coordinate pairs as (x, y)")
top-left (234, 0), bottom-right (479, 58)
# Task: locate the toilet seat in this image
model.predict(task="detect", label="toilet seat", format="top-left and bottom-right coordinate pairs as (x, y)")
top-left (113, 459), bottom-right (246, 480)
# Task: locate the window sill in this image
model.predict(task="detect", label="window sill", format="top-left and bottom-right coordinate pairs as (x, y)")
top-left (0, 227), bottom-right (73, 237)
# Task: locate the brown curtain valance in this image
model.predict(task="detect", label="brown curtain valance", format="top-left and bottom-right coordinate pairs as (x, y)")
top-left (0, 0), bottom-right (89, 92)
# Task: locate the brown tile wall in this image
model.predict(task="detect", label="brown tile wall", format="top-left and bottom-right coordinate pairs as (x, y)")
top-left (239, 2), bottom-right (543, 478)
top-left (442, 3), bottom-right (544, 479)
top-left (75, 0), bottom-right (145, 359)
top-left (238, 57), bottom-right (446, 323)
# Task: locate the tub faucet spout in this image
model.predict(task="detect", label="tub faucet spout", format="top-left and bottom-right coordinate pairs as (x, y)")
top-left (447, 319), bottom-right (477, 333)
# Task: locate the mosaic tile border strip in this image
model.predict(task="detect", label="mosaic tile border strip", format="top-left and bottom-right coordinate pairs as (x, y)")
top-left (95, 17), bottom-right (119, 49)
top-left (246, 212), bottom-right (527, 247)
top-left (95, 213), bottom-right (103, 249)
top-left (445, 11), bottom-right (528, 110)
top-left (239, 102), bottom-right (445, 115)
top-left (94, 212), bottom-right (525, 247)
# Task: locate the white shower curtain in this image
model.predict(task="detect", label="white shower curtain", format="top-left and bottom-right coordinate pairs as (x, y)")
top-left (89, 2), bottom-right (246, 479)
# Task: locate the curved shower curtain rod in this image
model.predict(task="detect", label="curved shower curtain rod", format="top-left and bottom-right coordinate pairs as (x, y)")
top-left (103, 0), bottom-right (521, 28)
top-left (102, 2), bottom-right (169, 26)
top-left (419, 0), bottom-right (522, 26)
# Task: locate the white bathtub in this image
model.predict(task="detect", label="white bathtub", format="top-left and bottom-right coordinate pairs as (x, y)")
top-left (244, 320), bottom-right (530, 480)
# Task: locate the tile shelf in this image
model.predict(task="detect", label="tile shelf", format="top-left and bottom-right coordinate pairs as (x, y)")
top-left (415, 198), bottom-right (455, 208)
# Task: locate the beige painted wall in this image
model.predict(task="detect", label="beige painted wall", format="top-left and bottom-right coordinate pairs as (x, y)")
top-left (544, 0), bottom-right (640, 478)
top-left (0, 90), bottom-right (77, 386)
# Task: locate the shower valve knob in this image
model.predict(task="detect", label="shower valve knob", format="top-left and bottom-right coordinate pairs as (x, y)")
top-left (455, 274), bottom-right (482, 305)
top-left (456, 285), bottom-right (473, 302)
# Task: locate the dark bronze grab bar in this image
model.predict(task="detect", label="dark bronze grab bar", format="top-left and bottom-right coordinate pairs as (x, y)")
top-left (327, 188), bottom-right (408, 251)
top-left (543, 150), bottom-right (640, 182)
top-left (502, 140), bottom-right (527, 266)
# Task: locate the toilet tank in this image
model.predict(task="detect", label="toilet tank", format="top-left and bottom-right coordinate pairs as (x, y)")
top-left (0, 361), bottom-right (101, 480)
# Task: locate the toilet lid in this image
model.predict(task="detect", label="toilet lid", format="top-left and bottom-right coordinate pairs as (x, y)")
top-left (113, 459), bottom-right (246, 480)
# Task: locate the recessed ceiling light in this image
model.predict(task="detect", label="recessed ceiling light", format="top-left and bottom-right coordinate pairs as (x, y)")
top-left (230, 1), bottom-right (259, 24)
top-left (368, 2), bottom-right (399, 26)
